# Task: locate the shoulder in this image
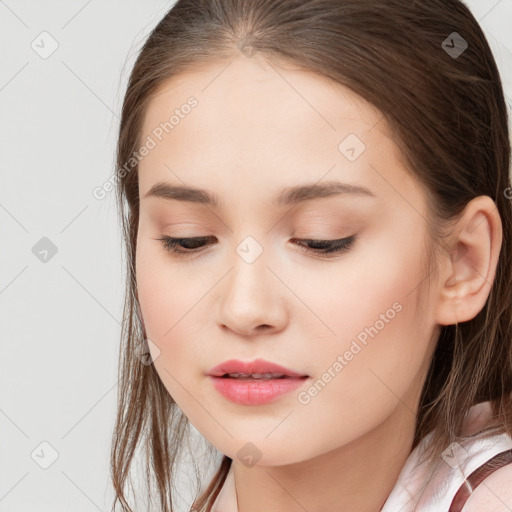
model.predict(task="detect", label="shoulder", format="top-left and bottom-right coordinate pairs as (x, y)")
top-left (461, 463), bottom-right (512, 511)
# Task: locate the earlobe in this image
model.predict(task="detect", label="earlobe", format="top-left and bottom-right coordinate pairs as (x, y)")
top-left (435, 195), bottom-right (502, 326)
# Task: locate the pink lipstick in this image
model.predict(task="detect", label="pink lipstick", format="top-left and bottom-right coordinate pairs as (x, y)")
top-left (207, 358), bottom-right (309, 405)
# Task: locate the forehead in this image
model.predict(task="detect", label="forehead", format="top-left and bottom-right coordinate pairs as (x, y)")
top-left (142, 55), bottom-right (386, 142)
top-left (138, 55), bottom-right (423, 210)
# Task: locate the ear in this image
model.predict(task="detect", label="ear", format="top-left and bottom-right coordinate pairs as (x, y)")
top-left (435, 195), bottom-right (502, 326)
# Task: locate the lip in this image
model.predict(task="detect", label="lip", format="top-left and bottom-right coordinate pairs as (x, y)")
top-left (207, 358), bottom-right (308, 378)
top-left (209, 375), bottom-right (308, 405)
top-left (207, 358), bottom-right (309, 406)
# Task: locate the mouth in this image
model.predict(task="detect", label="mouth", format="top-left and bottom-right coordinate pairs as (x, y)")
top-left (207, 358), bottom-right (309, 405)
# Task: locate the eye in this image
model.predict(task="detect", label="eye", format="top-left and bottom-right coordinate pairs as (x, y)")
top-left (156, 235), bottom-right (215, 255)
top-left (156, 235), bottom-right (357, 258)
top-left (291, 235), bottom-right (357, 257)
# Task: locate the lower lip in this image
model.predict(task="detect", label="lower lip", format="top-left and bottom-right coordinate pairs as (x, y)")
top-left (208, 375), bottom-right (308, 405)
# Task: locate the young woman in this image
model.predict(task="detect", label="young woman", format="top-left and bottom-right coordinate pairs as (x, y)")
top-left (110, 1), bottom-right (512, 510)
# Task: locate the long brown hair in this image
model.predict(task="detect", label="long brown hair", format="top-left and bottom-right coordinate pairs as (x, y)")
top-left (111, 1), bottom-right (512, 510)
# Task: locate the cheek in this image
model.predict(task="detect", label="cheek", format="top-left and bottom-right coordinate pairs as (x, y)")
top-left (135, 237), bottom-right (211, 388)
top-left (293, 231), bottom-right (432, 423)
top-left (327, 246), bottom-right (428, 394)
top-left (136, 238), bottom-right (181, 343)
top-left (293, 225), bottom-right (429, 358)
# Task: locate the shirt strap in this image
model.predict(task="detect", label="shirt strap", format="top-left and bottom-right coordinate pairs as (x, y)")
top-left (448, 448), bottom-right (512, 512)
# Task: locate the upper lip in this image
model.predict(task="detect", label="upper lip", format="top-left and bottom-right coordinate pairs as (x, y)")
top-left (207, 358), bottom-right (308, 378)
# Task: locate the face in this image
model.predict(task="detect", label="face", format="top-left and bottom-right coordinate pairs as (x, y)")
top-left (135, 55), bottom-right (440, 465)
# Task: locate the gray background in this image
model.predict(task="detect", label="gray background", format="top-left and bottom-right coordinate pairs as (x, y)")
top-left (1, 1), bottom-right (511, 510)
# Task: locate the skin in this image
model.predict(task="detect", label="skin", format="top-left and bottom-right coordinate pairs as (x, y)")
top-left (135, 54), bottom-right (502, 512)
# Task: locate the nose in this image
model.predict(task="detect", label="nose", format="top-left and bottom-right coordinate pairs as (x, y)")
top-left (217, 244), bottom-right (287, 337)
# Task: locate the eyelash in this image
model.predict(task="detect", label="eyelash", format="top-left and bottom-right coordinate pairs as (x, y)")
top-left (156, 235), bottom-right (357, 258)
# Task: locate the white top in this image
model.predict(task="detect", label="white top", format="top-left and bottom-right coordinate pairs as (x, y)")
top-left (209, 401), bottom-right (512, 512)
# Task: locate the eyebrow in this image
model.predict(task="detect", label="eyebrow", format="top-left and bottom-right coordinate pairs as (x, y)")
top-left (143, 180), bottom-right (376, 208)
